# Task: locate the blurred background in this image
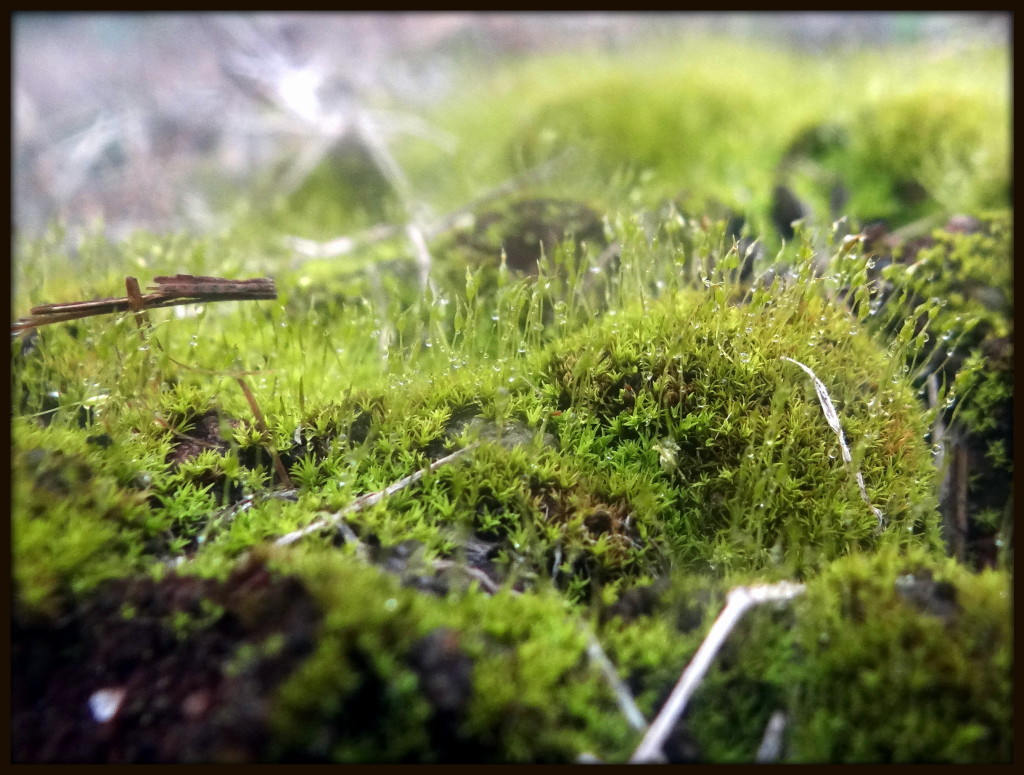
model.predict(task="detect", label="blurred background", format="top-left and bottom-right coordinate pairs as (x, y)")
top-left (12, 12), bottom-right (1008, 242)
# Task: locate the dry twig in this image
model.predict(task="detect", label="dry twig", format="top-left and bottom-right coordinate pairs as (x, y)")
top-left (12, 274), bottom-right (277, 333)
top-left (275, 445), bottom-right (476, 547)
top-left (629, 581), bottom-right (806, 763)
top-left (585, 632), bottom-right (649, 735)
top-left (755, 710), bottom-right (789, 763)
top-left (235, 376), bottom-right (294, 489)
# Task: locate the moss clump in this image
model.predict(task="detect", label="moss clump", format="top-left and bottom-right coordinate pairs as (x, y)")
top-left (854, 210), bottom-right (1012, 567)
top-left (197, 265), bottom-right (940, 609)
top-left (839, 93), bottom-right (1009, 223)
top-left (591, 545), bottom-right (1011, 763)
top-left (11, 31), bottom-right (1010, 763)
top-left (530, 284), bottom-right (941, 576)
top-left (265, 548), bottom-right (636, 763)
top-left (12, 419), bottom-right (160, 617)
top-left (787, 546), bottom-right (1011, 762)
top-left (444, 197), bottom-right (608, 274)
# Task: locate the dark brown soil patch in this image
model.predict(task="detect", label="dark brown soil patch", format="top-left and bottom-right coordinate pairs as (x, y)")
top-left (12, 557), bottom-right (321, 763)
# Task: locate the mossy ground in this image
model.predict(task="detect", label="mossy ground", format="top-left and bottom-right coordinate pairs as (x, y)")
top-left (11, 34), bottom-right (1011, 762)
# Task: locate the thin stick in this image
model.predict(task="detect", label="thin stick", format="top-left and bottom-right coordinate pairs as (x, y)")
top-left (124, 275), bottom-right (152, 334)
top-left (430, 560), bottom-right (502, 595)
top-left (12, 275), bottom-right (277, 333)
top-left (629, 581), bottom-right (805, 763)
top-left (235, 377), bottom-right (294, 489)
top-left (192, 488), bottom-right (300, 552)
top-left (275, 445), bottom-right (476, 547)
top-left (585, 632), bottom-right (649, 734)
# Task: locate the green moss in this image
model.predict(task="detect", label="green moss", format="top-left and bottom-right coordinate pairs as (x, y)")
top-left (842, 94), bottom-right (1009, 222)
top-left (12, 419), bottom-right (158, 617)
top-left (854, 210), bottom-right (1013, 564)
top-left (595, 547), bottom-right (1011, 763)
top-left (264, 548), bottom-right (635, 762)
top-left (789, 546), bottom-right (1011, 762)
top-left (11, 33), bottom-right (1010, 763)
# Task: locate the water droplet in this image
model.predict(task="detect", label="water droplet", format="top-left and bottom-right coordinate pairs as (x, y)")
top-left (739, 352), bottom-right (750, 362)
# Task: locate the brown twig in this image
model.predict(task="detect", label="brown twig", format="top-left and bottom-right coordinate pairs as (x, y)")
top-left (235, 376), bottom-right (294, 489)
top-left (124, 275), bottom-right (152, 334)
top-left (12, 274), bottom-right (277, 333)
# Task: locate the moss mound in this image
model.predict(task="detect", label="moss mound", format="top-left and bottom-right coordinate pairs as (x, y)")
top-left (12, 31), bottom-right (1010, 764)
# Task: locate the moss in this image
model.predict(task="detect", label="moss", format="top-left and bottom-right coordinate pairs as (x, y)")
top-left (841, 94), bottom-right (1009, 222)
top-left (854, 210), bottom-right (1013, 566)
top-left (264, 548), bottom-right (635, 762)
top-left (11, 33), bottom-right (1010, 763)
top-left (788, 546), bottom-right (1011, 762)
top-left (12, 420), bottom-right (160, 617)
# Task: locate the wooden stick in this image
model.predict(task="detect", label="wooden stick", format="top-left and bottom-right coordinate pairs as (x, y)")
top-left (12, 275), bottom-right (277, 333)
top-left (235, 376), bottom-right (294, 490)
top-left (124, 275), bottom-right (155, 347)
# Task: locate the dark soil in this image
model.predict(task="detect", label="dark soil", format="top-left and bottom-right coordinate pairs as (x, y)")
top-left (12, 557), bottom-right (321, 763)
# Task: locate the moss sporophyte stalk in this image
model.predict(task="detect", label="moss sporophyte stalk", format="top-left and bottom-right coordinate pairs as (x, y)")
top-left (12, 30), bottom-right (1010, 763)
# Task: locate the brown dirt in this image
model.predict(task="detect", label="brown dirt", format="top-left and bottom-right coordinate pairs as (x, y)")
top-left (12, 557), bottom-right (321, 763)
